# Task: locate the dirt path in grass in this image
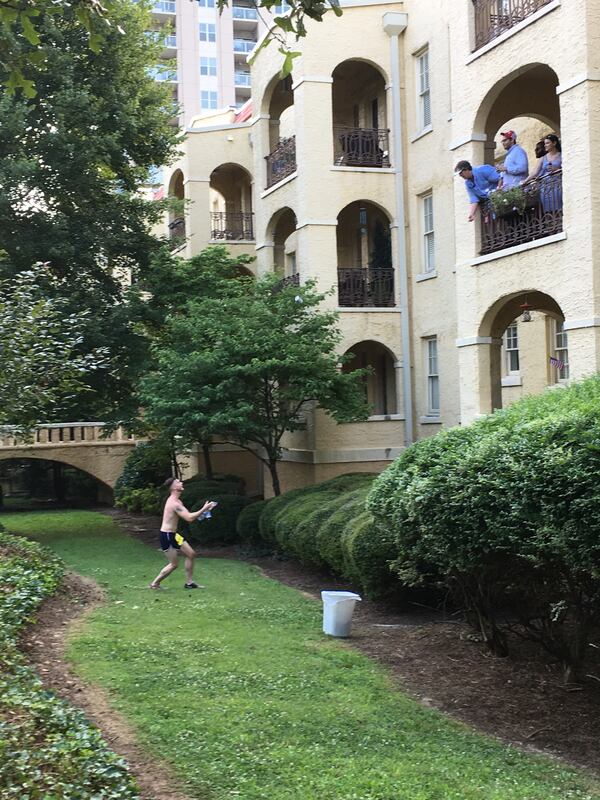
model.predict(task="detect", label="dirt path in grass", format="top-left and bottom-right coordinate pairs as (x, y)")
top-left (102, 508), bottom-right (600, 776)
top-left (19, 571), bottom-right (195, 800)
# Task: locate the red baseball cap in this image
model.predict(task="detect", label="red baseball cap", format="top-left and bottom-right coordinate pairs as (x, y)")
top-left (500, 130), bottom-right (517, 140)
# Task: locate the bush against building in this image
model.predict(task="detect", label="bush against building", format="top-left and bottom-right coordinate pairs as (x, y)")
top-left (367, 374), bottom-right (600, 681)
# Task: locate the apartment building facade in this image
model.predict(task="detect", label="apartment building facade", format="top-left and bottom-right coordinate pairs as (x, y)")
top-left (149, 0), bottom-right (290, 125)
top-left (164, 0), bottom-right (600, 494)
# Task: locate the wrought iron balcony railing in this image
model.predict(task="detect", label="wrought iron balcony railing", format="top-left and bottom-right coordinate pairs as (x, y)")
top-left (479, 170), bottom-right (562, 255)
top-left (337, 267), bottom-right (395, 307)
top-left (211, 211), bottom-right (254, 241)
top-left (333, 127), bottom-right (390, 168)
top-left (273, 272), bottom-right (300, 293)
top-left (265, 136), bottom-right (296, 188)
top-left (472, 0), bottom-right (553, 50)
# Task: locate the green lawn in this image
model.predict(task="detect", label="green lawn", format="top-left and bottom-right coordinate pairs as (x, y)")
top-left (4, 510), bottom-right (600, 800)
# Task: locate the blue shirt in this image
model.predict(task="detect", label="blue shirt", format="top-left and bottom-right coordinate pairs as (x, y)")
top-left (465, 165), bottom-right (500, 203)
top-left (502, 144), bottom-right (529, 188)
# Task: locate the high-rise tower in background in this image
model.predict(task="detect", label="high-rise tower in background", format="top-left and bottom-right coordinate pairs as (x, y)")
top-left (149, 0), bottom-right (289, 127)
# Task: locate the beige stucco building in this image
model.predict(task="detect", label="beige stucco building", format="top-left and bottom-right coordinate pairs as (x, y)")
top-left (163, 0), bottom-right (596, 495)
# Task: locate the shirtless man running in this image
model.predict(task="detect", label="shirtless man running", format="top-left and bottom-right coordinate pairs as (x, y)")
top-left (149, 477), bottom-right (216, 590)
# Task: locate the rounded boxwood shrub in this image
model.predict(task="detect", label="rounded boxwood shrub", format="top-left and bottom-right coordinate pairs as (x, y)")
top-left (341, 511), bottom-right (398, 599)
top-left (188, 494), bottom-right (252, 545)
top-left (367, 373), bottom-right (600, 677)
top-left (236, 499), bottom-right (269, 547)
top-left (316, 485), bottom-right (374, 576)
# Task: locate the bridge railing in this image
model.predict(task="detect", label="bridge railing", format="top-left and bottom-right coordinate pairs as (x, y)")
top-left (0, 423), bottom-right (136, 448)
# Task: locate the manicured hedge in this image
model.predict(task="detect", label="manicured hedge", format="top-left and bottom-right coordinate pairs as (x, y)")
top-left (367, 374), bottom-right (600, 678)
top-left (248, 473), bottom-right (397, 597)
top-left (0, 529), bottom-right (140, 799)
top-left (114, 439), bottom-right (172, 504)
top-left (236, 499), bottom-right (269, 547)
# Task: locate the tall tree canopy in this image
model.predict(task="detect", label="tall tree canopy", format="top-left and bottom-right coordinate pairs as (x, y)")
top-left (140, 252), bottom-right (370, 495)
top-left (0, 264), bottom-right (109, 433)
top-left (0, 0), bottom-right (179, 422)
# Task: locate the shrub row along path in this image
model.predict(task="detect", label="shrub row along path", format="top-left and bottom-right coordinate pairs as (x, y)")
top-left (7, 508), bottom-right (600, 800)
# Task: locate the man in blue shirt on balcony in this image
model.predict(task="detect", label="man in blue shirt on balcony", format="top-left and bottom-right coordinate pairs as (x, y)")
top-left (497, 130), bottom-right (529, 188)
top-left (455, 160), bottom-right (500, 221)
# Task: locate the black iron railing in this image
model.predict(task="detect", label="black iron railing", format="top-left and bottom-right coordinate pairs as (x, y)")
top-left (337, 267), bottom-right (395, 307)
top-left (272, 272), bottom-right (300, 292)
top-left (480, 170), bottom-right (562, 255)
top-left (168, 217), bottom-right (185, 249)
top-left (333, 127), bottom-right (390, 168)
top-left (472, 0), bottom-right (553, 50)
top-left (211, 211), bottom-right (254, 240)
top-left (265, 136), bottom-right (296, 188)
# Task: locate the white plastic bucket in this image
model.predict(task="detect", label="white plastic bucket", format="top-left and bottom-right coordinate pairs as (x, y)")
top-left (321, 590), bottom-right (362, 637)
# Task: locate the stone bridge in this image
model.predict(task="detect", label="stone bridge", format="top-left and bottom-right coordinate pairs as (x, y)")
top-left (0, 423), bottom-right (138, 491)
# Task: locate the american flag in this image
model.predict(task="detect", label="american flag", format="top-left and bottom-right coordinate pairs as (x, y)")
top-left (152, 185), bottom-right (165, 201)
top-left (549, 355), bottom-right (565, 370)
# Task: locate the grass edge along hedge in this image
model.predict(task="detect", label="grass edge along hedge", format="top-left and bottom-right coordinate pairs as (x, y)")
top-left (367, 373), bottom-right (600, 680)
top-left (0, 525), bottom-right (140, 799)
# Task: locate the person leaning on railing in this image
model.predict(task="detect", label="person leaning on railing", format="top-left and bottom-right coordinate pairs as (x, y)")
top-left (454, 160), bottom-right (501, 222)
top-left (521, 133), bottom-right (563, 213)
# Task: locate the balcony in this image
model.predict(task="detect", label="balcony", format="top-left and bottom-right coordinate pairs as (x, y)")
top-left (265, 136), bottom-right (296, 189)
top-left (233, 38), bottom-right (255, 54)
top-left (152, 0), bottom-right (176, 13)
top-left (480, 170), bottom-right (562, 255)
top-left (273, 273), bottom-right (300, 292)
top-left (150, 65), bottom-right (177, 82)
top-left (472, 0), bottom-right (553, 50)
top-left (232, 6), bottom-right (258, 22)
top-left (337, 267), bottom-right (395, 307)
top-left (234, 71), bottom-right (251, 87)
top-left (168, 217), bottom-right (186, 249)
top-left (211, 211), bottom-right (254, 240)
top-left (333, 126), bottom-right (390, 168)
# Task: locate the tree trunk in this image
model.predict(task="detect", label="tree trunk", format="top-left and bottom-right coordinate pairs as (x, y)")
top-left (267, 458), bottom-right (281, 496)
top-left (202, 442), bottom-right (214, 480)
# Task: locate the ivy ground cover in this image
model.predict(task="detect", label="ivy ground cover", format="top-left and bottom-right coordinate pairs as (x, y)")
top-left (4, 510), bottom-right (600, 800)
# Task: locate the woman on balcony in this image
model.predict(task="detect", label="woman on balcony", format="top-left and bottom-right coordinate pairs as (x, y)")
top-left (523, 134), bottom-right (562, 214)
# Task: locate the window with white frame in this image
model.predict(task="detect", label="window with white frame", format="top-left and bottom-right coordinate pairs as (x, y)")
top-left (416, 48), bottom-right (431, 130)
top-left (200, 90), bottom-right (218, 109)
top-left (426, 337), bottom-right (440, 415)
top-left (504, 322), bottom-right (520, 374)
top-left (197, 0), bottom-right (215, 7)
top-left (199, 23), bottom-right (216, 42)
top-left (422, 193), bottom-right (435, 273)
top-left (553, 319), bottom-right (569, 381)
top-left (200, 56), bottom-right (217, 76)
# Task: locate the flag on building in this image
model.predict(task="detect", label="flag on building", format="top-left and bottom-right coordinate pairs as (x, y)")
top-left (152, 185), bottom-right (165, 201)
top-left (549, 355), bottom-right (564, 370)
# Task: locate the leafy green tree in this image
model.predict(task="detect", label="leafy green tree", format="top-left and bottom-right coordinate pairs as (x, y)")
top-left (140, 264), bottom-right (369, 495)
top-left (0, 0), bottom-right (179, 420)
top-left (0, 264), bottom-right (109, 433)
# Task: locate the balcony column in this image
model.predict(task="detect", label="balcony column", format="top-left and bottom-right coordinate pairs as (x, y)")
top-left (383, 11), bottom-right (412, 446)
top-left (557, 76), bottom-right (600, 379)
top-left (456, 336), bottom-right (502, 423)
top-left (393, 360), bottom-right (405, 417)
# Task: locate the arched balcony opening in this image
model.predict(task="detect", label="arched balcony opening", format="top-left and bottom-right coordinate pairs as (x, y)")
top-left (481, 290), bottom-right (567, 411)
top-left (267, 207), bottom-right (298, 286)
top-left (343, 340), bottom-right (398, 416)
top-left (264, 75), bottom-right (296, 188)
top-left (332, 60), bottom-right (389, 168)
top-left (474, 65), bottom-right (561, 255)
top-left (336, 201), bottom-right (394, 307)
top-left (209, 163), bottom-right (254, 241)
top-left (167, 169), bottom-right (185, 246)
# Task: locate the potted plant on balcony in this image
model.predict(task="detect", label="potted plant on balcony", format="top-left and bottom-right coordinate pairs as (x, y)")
top-left (489, 186), bottom-right (528, 217)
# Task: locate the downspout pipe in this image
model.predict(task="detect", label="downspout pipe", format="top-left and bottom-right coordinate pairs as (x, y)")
top-left (383, 12), bottom-right (412, 447)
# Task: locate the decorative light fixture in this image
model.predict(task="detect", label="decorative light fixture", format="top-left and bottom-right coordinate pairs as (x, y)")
top-left (520, 301), bottom-right (532, 322)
